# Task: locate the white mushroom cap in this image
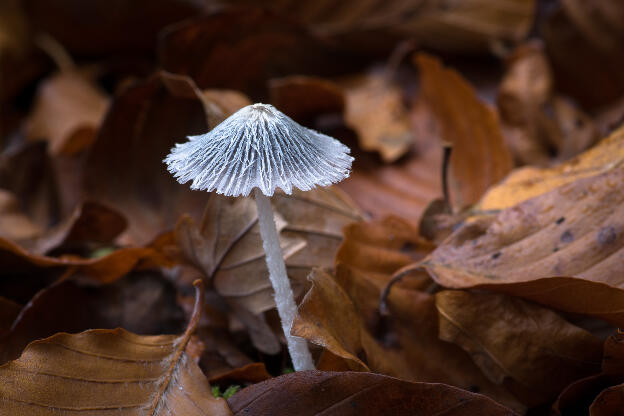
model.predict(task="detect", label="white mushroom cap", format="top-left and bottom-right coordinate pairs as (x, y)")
top-left (164, 103), bottom-right (353, 197)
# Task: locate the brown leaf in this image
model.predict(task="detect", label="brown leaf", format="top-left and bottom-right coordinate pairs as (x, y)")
top-left (555, 332), bottom-right (624, 415)
top-left (269, 75), bottom-right (345, 124)
top-left (174, 187), bottom-right (361, 353)
top-left (0, 272), bottom-right (185, 364)
top-left (338, 102), bottom-right (442, 223)
top-left (341, 72), bottom-right (414, 163)
top-left (227, 370), bottom-right (518, 416)
top-left (0, 282), bottom-right (232, 415)
top-left (479, 124), bottom-right (624, 212)
top-left (0, 189), bottom-right (42, 241)
top-left (26, 70), bottom-right (109, 156)
top-left (27, 201), bottom-right (126, 256)
top-left (226, 0), bottom-right (534, 54)
top-left (0, 141), bottom-right (58, 229)
top-left (84, 71), bottom-right (226, 245)
top-left (292, 269), bottom-right (369, 372)
top-left (314, 219), bottom-right (524, 411)
top-left (416, 53), bottom-right (513, 209)
top-left (436, 290), bottom-right (603, 405)
top-left (23, 0), bottom-right (206, 55)
top-left (425, 165), bottom-right (624, 289)
top-left (159, 8), bottom-right (357, 99)
top-left (544, 1), bottom-right (624, 108)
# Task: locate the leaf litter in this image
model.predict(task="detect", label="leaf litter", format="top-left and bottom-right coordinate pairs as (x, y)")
top-left (2, 1), bottom-right (624, 415)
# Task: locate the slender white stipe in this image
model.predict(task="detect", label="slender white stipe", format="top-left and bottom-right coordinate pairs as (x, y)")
top-left (164, 103), bottom-right (353, 371)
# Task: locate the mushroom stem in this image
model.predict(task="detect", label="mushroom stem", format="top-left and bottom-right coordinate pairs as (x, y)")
top-left (254, 188), bottom-right (315, 371)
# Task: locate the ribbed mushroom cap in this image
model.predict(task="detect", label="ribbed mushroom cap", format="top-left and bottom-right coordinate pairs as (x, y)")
top-left (164, 103), bottom-right (353, 197)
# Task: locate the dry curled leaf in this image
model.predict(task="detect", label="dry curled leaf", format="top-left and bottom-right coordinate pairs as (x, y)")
top-left (426, 165), bottom-right (624, 288)
top-left (338, 101), bottom-right (442, 223)
top-left (228, 370), bottom-right (517, 416)
top-left (26, 70), bottom-right (109, 156)
top-left (435, 290), bottom-right (602, 406)
top-left (479, 125), bottom-right (624, 212)
top-left (269, 75), bottom-right (345, 124)
top-left (0, 281), bottom-right (232, 415)
top-left (342, 72), bottom-right (414, 162)
top-left (416, 53), bottom-right (513, 210)
top-left (84, 71), bottom-right (225, 245)
top-left (0, 272), bottom-right (185, 364)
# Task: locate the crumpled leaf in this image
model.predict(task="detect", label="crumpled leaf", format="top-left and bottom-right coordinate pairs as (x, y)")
top-left (0, 281), bottom-right (232, 415)
top-left (342, 72), bottom-right (414, 162)
top-left (479, 124), bottom-right (624, 212)
top-left (159, 8), bottom-right (357, 99)
top-left (228, 370), bottom-right (517, 416)
top-left (84, 71), bottom-right (226, 245)
top-left (435, 290), bottom-right (603, 406)
top-left (416, 53), bottom-right (513, 209)
top-left (26, 70), bottom-right (109, 156)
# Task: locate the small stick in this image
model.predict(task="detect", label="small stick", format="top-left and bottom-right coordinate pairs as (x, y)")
top-left (441, 142), bottom-right (453, 212)
top-left (379, 263), bottom-right (425, 316)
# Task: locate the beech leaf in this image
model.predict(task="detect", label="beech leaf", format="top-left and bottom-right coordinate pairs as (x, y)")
top-left (0, 280), bottom-right (232, 415)
top-left (228, 371), bottom-right (517, 416)
top-left (435, 290), bottom-right (603, 405)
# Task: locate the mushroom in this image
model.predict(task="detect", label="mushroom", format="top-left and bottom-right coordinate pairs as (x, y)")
top-left (164, 103), bottom-right (353, 371)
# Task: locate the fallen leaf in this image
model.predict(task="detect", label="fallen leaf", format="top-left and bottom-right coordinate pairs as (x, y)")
top-left (23, 0), bottom-right (206, 55)
top-left (497, 41), bottom-right (557, 165)
top-left (84, 71), bottom-right (223, 245)
top-left (159, 8), bottom-right (358, 100)
top-left (544, 1), bottom-right (624, 108)
top-left (479, 124), bottom-right (624, 212)
top-left (0, 296), bottom-right (21, 335)
top-left (26, 70), bottom-right (109, 156)
top-left (0, 280), bottom-right (232, 415)
top-left (436, 290), bottom-right (603, 405)
top-left (0, 141), bottom-right (58, 229)
top-left (269, 75), bottom-right (345, 124)
top-left (228, 370), bottom-right (518, 416)
top-left (555, 332), bottom-right (624, 415)
top-left (26, 200), bottom-right (126, 256)
top-left (292, 269), bottom-right (369, 372)
top-left (426, 167), bottom-right (624, 287)
top-left (310, 219), bottom-right (524, 411)
top-left (416, 53), bottom-right (513, 209)
top-left (174, 187), bottom-right (361, 353)
top-left (338, 101), bottom-right (442, 223)
top-left (0, 272), bottom-right (185, 364)
top-left (227, 0), bottom-right (534, 55)
top-left (0, 189), bottom-right (42, 241)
